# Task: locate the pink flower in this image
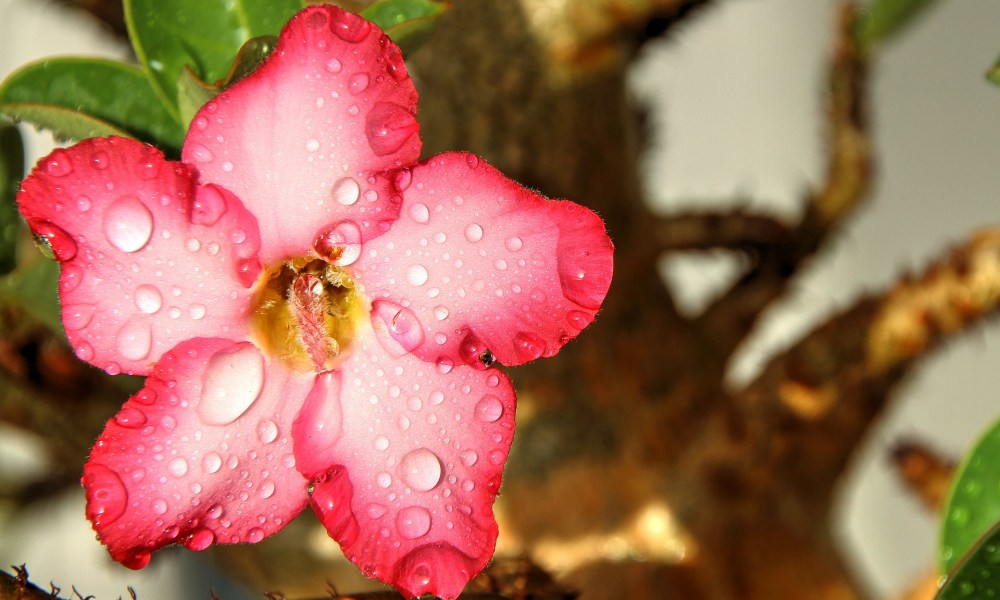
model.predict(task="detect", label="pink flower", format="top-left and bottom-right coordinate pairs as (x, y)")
top-left (16, 6), bottom-right (612, 599)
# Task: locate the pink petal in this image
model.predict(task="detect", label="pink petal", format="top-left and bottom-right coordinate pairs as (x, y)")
top-left (354, 152), bottom-right (614, 368)
top-left (294, 325), bottom-right (515, 599)
top-left (82, 338), bottom-right (311, 568)
top-left (182, 5), bottom-right (420, 264)
top-left (17, 138), bottom-right (263, 375)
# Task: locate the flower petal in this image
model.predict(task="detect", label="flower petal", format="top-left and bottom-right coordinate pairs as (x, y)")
top-left (17, 137), bottom-right (263, 375)
top-left (295, 325), bottom-right (515, 599)
top-left (182, 5), bottom-right (420, 263)
top-left (82, 338), bottom-right (311, 568)
top-left (355, 152), bottom-right (614, 368)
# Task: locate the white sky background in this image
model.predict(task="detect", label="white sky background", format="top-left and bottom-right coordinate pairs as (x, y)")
top-left (1, 0), bottom-right (999, 597)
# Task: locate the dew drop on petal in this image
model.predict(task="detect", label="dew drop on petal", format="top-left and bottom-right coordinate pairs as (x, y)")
top-left (433, 305), bottom-right (449, 321)
top-left (396, 506), bottom-right (432, 539)
top-left (134, 285), bottom-right (163, 314)
top-left (259, 480), bottom-right (276, 499)
top-left (84, 464), bottom-right (128, 526)
top-left (104, 196), bottom-right (153, 253)
top-left (331, 10), bottom-right (371, 42)
top-left (34, 221), bottom-right (77, 261)
top-left (91, 151), bottom-right (109, 170)
top-left (459, 450), bottom-right (478, 467)
top-left (305, 138), bottom-right (320, 152)
top-left (464, 223), bottom-right (483, 243)
top-left (365, 102), bottom-right (418, 157)
top-left (117, 318), bottom-right (152, 361)
top-left (152, 498), bottom-right (167, 515)
top-left (408, 202), bottom-right (430, 224)
top-left (190, 185), bottom-right (228, 226)
top-left (189, 304), bottom-right (207, 320)
top-left (198, 346), bottom-right (265, 426)
top-left (371, 300), bottom-right (425, 353)
top-left (257, 419), bottom-right (279, 444)
top-left (168, 457), bottom-right (189, 478)
top-left (314, 220), bottom-right (362, 266)
top-left (367, 503), bottom-right (387, 519)
top-left (188, 144), bottom-right (214, 164)
top-left (185, 528), bottom-right (215, 551)
top-left (475, 395), bottom-right (503, 423)
top-left (44, 149), bottom-right (74, 177)
top-left (566, 310), bottom-right (593, 331)
top-left (114, 406), bottom-right (147, 428)
top-left (377, 472), bottom-right (392, 488)
top-left (63, 304), bottom-right (96, 330)
top-left (400, 448), bottom-right (443, 492)
top-left (407, 264), bottom-right (429, 286)
top-left (203, 452), bottom-right (223, 474)
top-left (349, 72), bottom-right (370, 94)
top-left (325, 57), bottom-right (342, 73)
top-left (513, 331), bottom-right (547, 362)
top-left (332, 177), bottom-right (360, 206)
top-left (75, 342), bottom-right (95, 362)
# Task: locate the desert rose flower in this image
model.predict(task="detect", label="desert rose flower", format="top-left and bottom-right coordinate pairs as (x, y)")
top-left (16, 5), bottom-right (612, 599)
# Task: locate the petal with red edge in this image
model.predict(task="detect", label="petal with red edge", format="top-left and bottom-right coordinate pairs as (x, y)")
top-left (83, 338), bottom-right (311, 568)
top-left (354, 152), bottom-right (614, 368)
top-left (182, 5), bottom-right (420, 263)
top-left (17, 137), bottom-right (262, 375)
top-left (295, 325), bottom-right (515, 599)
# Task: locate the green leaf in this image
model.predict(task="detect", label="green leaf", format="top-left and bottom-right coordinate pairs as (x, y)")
top-left (854, 0), bottom-right (940, 51)
top-left (936, 520), bottom-right (1000, 600)
top-left (940, 415), bottom-right (1000, 574)
top-left (362, 0), bottom-right (450, 55)
top-left (0, 124), bottom-right (24, 275)
top-left (986, 53), bottom-right (1000, 87)
top-left (0, 58), bottom-right (184, 152)
top-left (124, 0), bottom-right (304, 124)
top-left (0, 258), bottom-right (61, 334)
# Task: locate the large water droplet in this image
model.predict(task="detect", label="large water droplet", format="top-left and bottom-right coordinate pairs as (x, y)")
top-left (247, 527), bottom-right (265, 543)
top-left (331, 10), bottom-right (372, 42)
top-left (257, 419), bottom-right (279, 444)
top-left (104, 196), bottom-right (153, 253)
top-left (44, 149), bottom-right (74, 177)
top-left (198, 345), bottom-right (265, 425)
top-left (408, 202), bottom-right (430, 224)
top-left (34, 221), bottom-right (78, 261)
top-left (91, 151), bottom-right (109, 170)
top-left (63, 304), bottom-right (96, 330)
top-left (349, 72), bottom-right (370, 94)
top-left (314, 220), bottom-right (363, 267)
top-left (185, 528), bottom-right (215, 551)
top-left (459, 450), bottom-right (478, 467)
top-left (371, 300), bottom-right (425, 353)
top-left (464, 223), bottom-right (483, 243)
top-left (84, 464), bottom-right (128, 526)
top-left (400, 448), bottom-right (443, 492)
top-left (396, 506), bottom-right (432, 539)
top-left (259, 480), bottom-right (276, 499)
top-left (513, 331), bottom-right (546, 362)
top-left (117, 318), bottom-right (152, 361)
top-left (134, 285), bottom-right (163, 314)
top-left (189, 144), bottom-right (214, 163)
top-left (332, 177), bottom-right (360, 206)
top-left (433, 305), bottom-right (449, 321)
top-left (365, 102), bottom-right (418, 156)
top-left (191, 185), bottom-right (228, 226)
top-left (203, 452), bottom-right (223, 474)
top-left (407, 264), bottom-right (429, 286)
top-left (475, 395), bottom-right (503, 423)
top-left (168, 457), bottom-right (189, 477)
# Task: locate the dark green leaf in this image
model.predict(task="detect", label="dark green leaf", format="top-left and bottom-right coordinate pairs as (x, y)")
top-left (940, 415), bottom-right (1000, 574)
top-left (0, 258), bottom-right (61, 334)
top-left (0, 124), bottom-right (24, 275)
top-left (0, 58), bottom-right (184, 152)
top-left (124, 0), bottom-right (303, 124)
top-left (362, 0), bottom-right (450, 54)
top-left (936, 520), bottom-right (1000, 600)
top-left (854, 0), bottom-right (939, 51)
top-left (986, 53), bottom-right (1000, 87)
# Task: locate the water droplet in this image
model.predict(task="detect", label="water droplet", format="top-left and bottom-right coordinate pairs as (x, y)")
top-left (203, 452), bottom-right (222, 474)
top-left (194, 116), bottom-right (209, 131)
top-left (458, 332), bottom-right (489, 366)
top-left (168, 457), bottom-right (189, 478)
top-left (374, 435), bottom-right (390, 451)
top-left (395, 168), bottom-right (413, 191)
top-left (84, 464), bottom-right (128, 526)
top-left (325, 57), bottom-right (343, 72)
top-left (91, 151), bottom-right (109, 170)
top-left (433, 305), bottom-right (449, 321)
top-left (305, 138), bottom-right (320, 152)
top-left (331, 10), bottom-right (371, 42)
top-left (398, 415), bottom-right (411, 431)
top-left (394, 506), bottom-right (433, 543)
top-left (332, 177), bottom-right (360, 206)
top-left (191, 185), bottom-right (228, 226)
top-left (400, 448), bottom-right (443, 492)
top-left (104, 196), bottom-right (153, 253)
top-left (365, 101), bottom-right (418, 156)
top-left (63, 304), bottom-right (96, 330)
top-left (44, 149), bottom-right (74, 177)
top-left (189, 144), bottom-right (214, 163)
top-left (408, 202), bottom-right (430, 224)
top-left (198, 345), bottom-right (265, 426)
top-left (75, 196), bottom-right (93, 213)
top-left (513, 331), bottom-right (546, 361)
top-left (489, 450), bottom-right (506, 465)
top-left (435, 357), bottom-right (454, 374)
top-left (257, 420), bottom-right (278, 444)
top-left (372, 300), bottom-right (425, 353)
top-left (314, 220), bottom-right (362, 266)
top-left (189, 304), bottom-right (206, 320)
top-left (117, 318), bottom-right (152, 361)
top-left (407, 264), bottom-right (429, 286)
top-left (34, 221), bottom-right (77, 261)
top-left (367, 503), bottom-right (387, 519)
top-left (75, 342), bottom-right (95, 362)
top-left (459, 450), bottom-right (478, 467)
top-left (429, 391), bottom-right (445, 405)
top-left (136, 156), bottom-right (159, 180)
top-left (408, 396), bottom-right (422, 411)
top-left (462, 479), bottom-right (475, 492)
top-left (349, 72), bottom-right (370, 94)
top-left (114, 406), bottom-right (147, 428)
top-left (133, 285), bottom-right (163, 314)
top-left (466, 154), bottom-right (480, 169)
top-left (152, 498), bottom-right (167, 515)
top-left (475, 395), bottom-right (503, 423)
top-left (464, 223), bottom-right (483, 243)
top-left (185, 528), bottom-right (215, 551)
top-left (259, 480), bottom-right (276, 499)
top-left (377, 472), bottom-right (392, 488)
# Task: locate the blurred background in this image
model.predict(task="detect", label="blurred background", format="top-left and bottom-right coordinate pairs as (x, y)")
top-left (1, 0), bottom-right (999, 598)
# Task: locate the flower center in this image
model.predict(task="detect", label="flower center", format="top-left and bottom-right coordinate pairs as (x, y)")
top-left (250, 257), bottom-right (366, 372)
